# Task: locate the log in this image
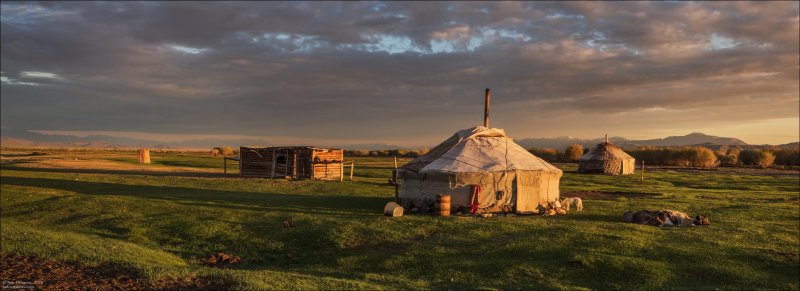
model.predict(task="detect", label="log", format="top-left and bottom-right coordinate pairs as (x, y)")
top-left (137, 149), bottom-right (151, 164)
top-left (384, 202), bottom-right (404, 217)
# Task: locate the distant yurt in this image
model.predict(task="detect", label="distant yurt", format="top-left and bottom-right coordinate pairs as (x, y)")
top-left (395, 126), bottom-right (563, 214)
top-left (578, 136), bottom-right (635, 175)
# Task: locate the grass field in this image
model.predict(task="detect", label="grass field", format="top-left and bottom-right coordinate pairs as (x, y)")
top-left (1, 149), bottom-right (798, 289)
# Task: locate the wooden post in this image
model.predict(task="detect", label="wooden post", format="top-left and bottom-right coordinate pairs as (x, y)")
top-left (284, 149), bottom-right (289, 178)
top-left (137, 149), bottom-right (150, 164)
top-left (484, 88), bottom-right (491, 128)
top-left (340, 161), bottom-right (344, 181)
top-left (271, 150), bottom-right (277, 179)
top-left (310, 150), bottom-right (315, 181)
top-left (641, 160), bottom-right (645, 181)
top-left (292, 152), bottom-right (298, 179)
top-left (224, 157), bottom-right (227, 175)
top-left (350, 161), bottom-right (354, 181)
top-left (394, 156), bottom-right (399, 202)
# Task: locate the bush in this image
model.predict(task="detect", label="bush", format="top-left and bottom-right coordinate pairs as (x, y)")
top-left (628, 146), bottom-right (719, 168)
top-left (564, 144), bottom-right (584, 162)
top-left (739, 149), bottom-right (775, 168)
top-left (773, 148), bottom-right (800, 166)
top-left (689, 147), bottom-right (718, 168)
top-left (345, 148), bottom-right (430, 158)
top-left (419, 147), bottom-right (430, 156)
top-left (529, 148), bottom-right (560, 163)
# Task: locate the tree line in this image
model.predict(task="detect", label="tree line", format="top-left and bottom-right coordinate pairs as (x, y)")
top-left (528, 144), bottom-right (799, 168)
top-left (209, 144), bottom-right (798, 169)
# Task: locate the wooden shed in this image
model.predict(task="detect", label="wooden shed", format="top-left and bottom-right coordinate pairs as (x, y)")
top-left (239, 146), bottom-right (344, 180)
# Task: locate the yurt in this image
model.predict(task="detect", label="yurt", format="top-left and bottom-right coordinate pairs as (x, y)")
top-left (395, 126), bottom-right (563, 214)
top-left (578, 136), bottom-right (636, 175)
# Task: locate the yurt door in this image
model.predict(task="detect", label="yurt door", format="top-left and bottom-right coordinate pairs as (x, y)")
top-left (514, 170), bottom-right (539, 214)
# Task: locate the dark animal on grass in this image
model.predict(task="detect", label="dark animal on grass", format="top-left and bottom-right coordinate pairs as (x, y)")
top-left (622, 210), bottom-right (710, 227)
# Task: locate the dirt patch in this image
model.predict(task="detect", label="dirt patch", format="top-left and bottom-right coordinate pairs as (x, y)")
top-left (205, 252), bottom-right (241, 267)
top-left (14, 158), bottom-right (218, 173)
top-left (562, 191), bottom-right (661, 199)
top-left (0, 253), bottom-right (230, 290)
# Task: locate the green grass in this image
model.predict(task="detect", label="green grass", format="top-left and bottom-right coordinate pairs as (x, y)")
top-left (1, 151), bottom-right (798, 290)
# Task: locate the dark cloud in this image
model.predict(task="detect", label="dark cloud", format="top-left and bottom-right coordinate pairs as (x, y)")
top-left (1, 1), bottom-right (798, 145)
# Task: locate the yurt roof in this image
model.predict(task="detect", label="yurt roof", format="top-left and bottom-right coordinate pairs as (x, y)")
top-left (578, 142), bottom-right (634, 161)
top-left (401, 126), bottom-right (562, 174)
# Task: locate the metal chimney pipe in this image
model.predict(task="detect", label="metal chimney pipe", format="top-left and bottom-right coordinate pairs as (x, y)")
top-left (484, 88), bottom-right (491, 128)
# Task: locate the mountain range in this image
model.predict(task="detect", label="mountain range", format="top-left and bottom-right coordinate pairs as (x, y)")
top-left (1, 129), bottom-right (796, 151)
top-left (515, 132), bottom-right (750, 150)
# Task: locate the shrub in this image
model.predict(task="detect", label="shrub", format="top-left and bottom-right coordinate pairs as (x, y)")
top-left (529, 148), bottom-right (560, 163)
top-left (689, 147), bottom-right (718, 168)
top-left (755, 151), bottom-right (775, 168)
top-left (627, 146), bottom-right (719, 168)
top-left (564, 144), bottom-right (584, 162)
top-left (773, 148), bottom-right (800, 166)
top-left (419, 147), bottom-right (430, 156)
top-left (739, 149), bottom-right (775, 168)
top-left (346, 149), bottom-right (370, 156)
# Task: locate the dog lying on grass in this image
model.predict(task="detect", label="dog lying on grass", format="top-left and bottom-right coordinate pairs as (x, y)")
top-left (622, 209), bottom-right (710, 227)
top-left (560, 197), bottom-right (583, 211)
top-left (537, 201), bottom-right (567, 216)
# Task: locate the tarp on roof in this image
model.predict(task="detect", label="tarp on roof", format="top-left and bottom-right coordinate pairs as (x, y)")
top-left (403, 126), bottom-right (562, 174)
top-left (578, 142), bottom-right (634, 162)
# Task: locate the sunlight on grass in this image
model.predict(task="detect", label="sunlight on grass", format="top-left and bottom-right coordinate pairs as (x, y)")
top-left (1, 151), bottom-right (798, 289)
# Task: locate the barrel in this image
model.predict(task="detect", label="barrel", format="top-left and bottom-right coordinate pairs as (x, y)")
top-left (384, 202), bottom-right (404, 217)
top-left (436, 194), bottom-right (451, 216)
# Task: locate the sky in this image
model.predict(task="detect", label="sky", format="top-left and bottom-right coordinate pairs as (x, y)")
top-left (1, 1), bottom-right (798, 147)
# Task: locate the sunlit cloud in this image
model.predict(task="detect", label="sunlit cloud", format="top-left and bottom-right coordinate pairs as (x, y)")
top-left (167, 45), bottom-right (208, 54)
top-left (21, 71), bottom-right (63, 79)
top-left (709, 33), bottom-right (737, 50)
top-left (1, 75), bottom-right (39, 86)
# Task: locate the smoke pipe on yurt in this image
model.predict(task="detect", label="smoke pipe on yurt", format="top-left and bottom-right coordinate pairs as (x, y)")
top-left (484, 88), bottom-right (491, 128)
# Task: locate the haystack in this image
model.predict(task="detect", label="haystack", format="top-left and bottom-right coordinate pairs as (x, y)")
top-left (578, 136), bottom-right (635, 175)
top-left (395, 126), bottom-right (562, 214)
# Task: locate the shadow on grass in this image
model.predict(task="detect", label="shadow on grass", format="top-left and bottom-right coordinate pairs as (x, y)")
top-left (1, 176), bottom-right (389, 216)
top-left (555, 213), bottom-right (621, 222)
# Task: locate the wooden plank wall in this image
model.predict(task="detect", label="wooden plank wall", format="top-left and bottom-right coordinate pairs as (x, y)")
top-left (240, 147), bottom-right (277, 178)
top-left (240, 146), bottom-right (342, 180)
top-left (312, 149), bottom-right (344, 180)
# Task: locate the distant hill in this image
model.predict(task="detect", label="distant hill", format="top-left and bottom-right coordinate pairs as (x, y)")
top-left (631, 133), bottom-right (747, 147)
top-left (779, 142), bottom-right (799, 148)
top-left (1, 129), bottom-right (792, 151)
top-left (516, 132), bottom-right (748, 149)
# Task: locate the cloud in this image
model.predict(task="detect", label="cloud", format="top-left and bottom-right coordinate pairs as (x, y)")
top-left (21, 71), bottom-right (63, 79)
top-left (1, 2), bottom-right (798, 145)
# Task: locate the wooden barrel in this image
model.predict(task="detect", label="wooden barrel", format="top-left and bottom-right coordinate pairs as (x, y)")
top-left (436, 194), bottom-right (451, 216)
top-left (384, 202), bottom-right (404, 217)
